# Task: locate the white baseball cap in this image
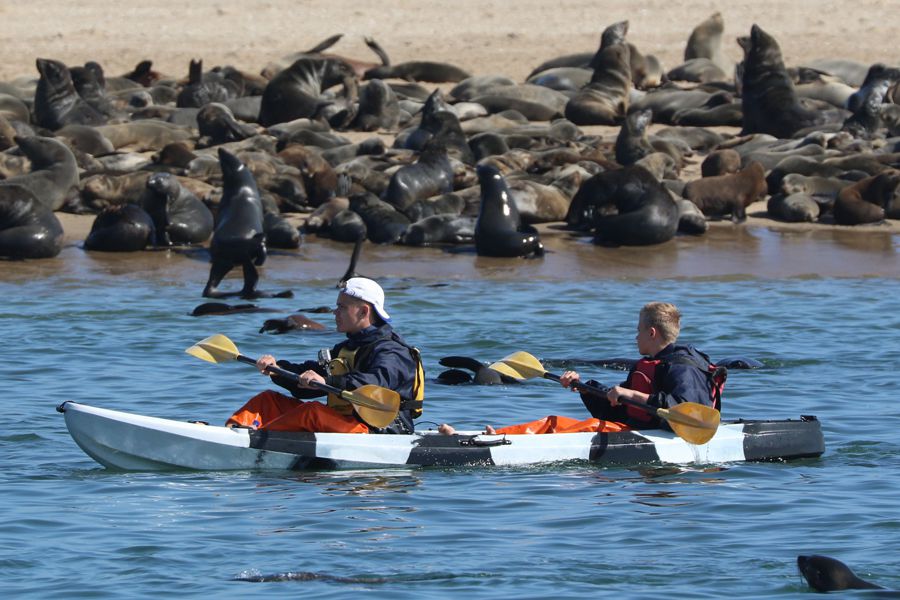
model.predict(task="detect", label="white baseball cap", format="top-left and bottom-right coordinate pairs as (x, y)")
top-left (341, 277), bottom-right (391, 322)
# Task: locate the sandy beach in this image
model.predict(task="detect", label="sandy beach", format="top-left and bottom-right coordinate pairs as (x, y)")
top-left (1, 0), bottom-right (899, 278)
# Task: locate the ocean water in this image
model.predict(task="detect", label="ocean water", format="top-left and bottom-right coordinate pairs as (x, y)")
top-left (2, 245), bottom-right (900, 598)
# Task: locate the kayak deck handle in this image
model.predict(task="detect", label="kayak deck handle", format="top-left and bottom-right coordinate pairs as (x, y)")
top-left (459, 435), bottom-right (511, 447)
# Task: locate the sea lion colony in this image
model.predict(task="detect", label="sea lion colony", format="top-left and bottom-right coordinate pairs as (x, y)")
top-left (1, 13), bottom-right (899, 269)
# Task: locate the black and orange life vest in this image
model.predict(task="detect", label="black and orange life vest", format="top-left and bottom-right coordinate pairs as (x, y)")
top-left (625, 355), bottom-right (726, 423)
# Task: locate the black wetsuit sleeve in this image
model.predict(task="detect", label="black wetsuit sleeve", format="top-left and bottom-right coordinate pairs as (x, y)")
top-left (271, 359), bottom-right (325, 399)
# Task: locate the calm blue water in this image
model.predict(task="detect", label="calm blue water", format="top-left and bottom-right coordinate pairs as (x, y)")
top-left (3, 244), bottom-right (900, 598)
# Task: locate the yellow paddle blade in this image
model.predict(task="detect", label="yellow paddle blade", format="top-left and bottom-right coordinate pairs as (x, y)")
top-left (346, 384), bottom-right (401, 429)
top-left (488, 351), bottom-right (547, 380)
top-left (185, 334), bottom-right (240, 364)
top-left (661, 402), bottom-right (721, 445)
top-left (185, 344), bottom-right (218, 363)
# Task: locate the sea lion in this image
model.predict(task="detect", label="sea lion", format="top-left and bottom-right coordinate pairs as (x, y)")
top-left (768, 192), bottom-right (820, 222)
top-left (740, 25), bottom-right (831, 138)
top-left (0, 191), bottom-right (64, 258)
top-left (83, 204), bottom-right (154, 252)
top-left (684, 12), bottom-right (730, 75)
top-left (329, 208), bottom-right (368, 243)
top-left (473, 164), bottom-right (544, 258)
top-left (348, 192), bottom-right (410, 244)
top-left (469, 84), bottom-right (569, 121)
top-left (203, 148), bottom-right (288, 299)
top-left (567, 165), bottom-right (679, 246)
top-left (263, 211), bottom-right (301, 249)
top-left (140, 172), bottom-right (213, 246)
top-left (701, 149), bottom-right (742, 176)
top-left (191, 302), bottom-right (277, 316)
top-left (382, 139), bottom-right (454, 214)
top-left (396, 89), bottom-right (474, 164)
top-left (259, 313), bottom-right (327, 334)
top-left (93, 121), bottom-right (193, 152)
top-left (258, 57), bottom-right (358, 128)
top-left (683, 161), bottom-right (767, 222)
top-left (197, 102), bottom-right (257, 146)
top-left (176, 59), bottom-right (241, 108)
top-left (565, 43), bottom-right (631, 126)
top-left (260, 34), bottom-right (387, 80)
top-left (277, 144), bottom-right (339, 207)
top-left (797, 555), bottom-right (884, 592)
top-left (363, 58), bottom-right (471, 83)
top-left (675, 198), bottom-right (709, 234)
top-left (33, 58), bottom-right (106, 130)
top-left (349, 78), bottom-right (401, 131)
top-left (401, 214), bottom-right (475, 246)
top-left (833, 170), bottom-right (900, 224)
top-left (436, 356), bottom-right (519, 385)
top-left (841, 65), bottom-right (899, 139)
top-left (615, 108), bottom-right (655, 166)
top-left (0, 135), bottom-right (79, 212)
top-left (69, 61), bottom-right (120, 119)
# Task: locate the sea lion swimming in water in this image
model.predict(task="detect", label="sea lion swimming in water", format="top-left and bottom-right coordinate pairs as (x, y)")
top-left (797, 555), bottom-right (885, 592)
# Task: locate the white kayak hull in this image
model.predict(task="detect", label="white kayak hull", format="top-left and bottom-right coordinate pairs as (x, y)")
top-left (59, 402), bottom-right (825, 472)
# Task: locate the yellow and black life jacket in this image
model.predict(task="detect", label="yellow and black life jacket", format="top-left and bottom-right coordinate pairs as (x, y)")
top-left (325, 336), bottom-right (425, 418)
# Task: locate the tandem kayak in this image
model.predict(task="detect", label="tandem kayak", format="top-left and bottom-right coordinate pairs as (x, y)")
top-left (57, 402), bottom-right (825, 471)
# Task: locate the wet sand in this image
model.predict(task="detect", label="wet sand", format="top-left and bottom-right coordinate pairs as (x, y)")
top-left (2, 1), bottom-right (899, 279)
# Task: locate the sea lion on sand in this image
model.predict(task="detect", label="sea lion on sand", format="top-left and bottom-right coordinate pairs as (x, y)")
top-left (567, 165), bottom-right (679, 246)
top-left (140, 172), bottom-right (213, 246)
top-left (349, 192), bottom-right (410, 244)
top-left (797, 555), bottom-right (884, 592)
top-left (33, 58), bottom-right (106, 130)
top-left (615, 108), bottom-right (655, 166)
top-left (675, 198), bottom-right (708, 234)
top-left (0, 135), bottom-right (79, 212)
top-left (258, 58), bottom-right (358, 128)
top-left (350, 79), bottom-right (401, 131)
top-left (684, 12), bottom-right (730, 75)
top-left (197, 103), bottom-right (257, 146)
top-left (203, 149), bottom-right (289, 299)
top-left (565, 43), bottom-right (631, 126)
top-left (263, 211), bottom-right (301, 249)
top-left (841, 65), bottom-right (900, 139)
top-left (382, 139), bottom-right (454, 214)
top-left (701, 149), bottom-right (742, 176)
top-left (176, 59), bottom-right (240, 108)
top-left (768, 192), bottom-right (821, 222)
top-left (683, 161), bottom-right (767, 222)
top-left (474, 164), bottom-right (544, 258)
top-left (740, 25), bottom-right (830, 138)
top-left (833, 170), bottom-right (900, 224)
top-left (401, 214), bottom-right (475, 246)
top-left (83, 204), bottom-right (154, 252)
top-left (329, 208), bottom-right (367, 243)
top-left (0, 192), bottom-right (64, 258)
top-left (364, 58), bottom-right (471, 83)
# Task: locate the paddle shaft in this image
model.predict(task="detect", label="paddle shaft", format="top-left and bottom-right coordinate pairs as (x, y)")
top-left (542, 371), bottom-right (663, 417)
top-left (233, 353), bottom-right (345, 397)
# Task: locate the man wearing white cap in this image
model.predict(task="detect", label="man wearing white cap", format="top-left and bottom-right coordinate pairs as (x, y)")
top-left (227, 277), bottom-right (424, 434)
